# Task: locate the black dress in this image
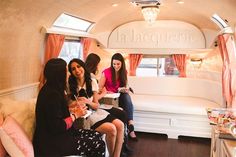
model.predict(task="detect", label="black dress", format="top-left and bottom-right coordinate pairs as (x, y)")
top-left (33, 84), bottom-right (105, 157)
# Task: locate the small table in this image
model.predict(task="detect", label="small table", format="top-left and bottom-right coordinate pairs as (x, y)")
top-left (210, 126), bottom-right (236, 157)
top-left (222, 140), bottom-right (236, 157)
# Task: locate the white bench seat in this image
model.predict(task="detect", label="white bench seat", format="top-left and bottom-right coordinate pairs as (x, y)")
top-left (132, 94), bottom-right (220, 115)
top-left (128, 76), bottom-right (224, 139)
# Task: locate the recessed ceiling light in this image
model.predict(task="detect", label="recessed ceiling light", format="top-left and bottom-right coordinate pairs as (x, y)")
top-left (112, 3), bottom-right (118, 7)
top-left (176, 0), bottom-right (184, 4)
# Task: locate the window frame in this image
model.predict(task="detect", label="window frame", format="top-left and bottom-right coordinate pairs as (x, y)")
top-left (136, 54), bottom-right (179, 77)
top-left (53, 13), bottom-right (94, 32)
top-left (58, 36), bottom-right (83, 63)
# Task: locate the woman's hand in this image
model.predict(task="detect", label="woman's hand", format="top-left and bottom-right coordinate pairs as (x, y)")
top-left (74, 105), bottom-right (87, 118)
top-left (118, 87), bottom-right (129, 93)
top-left (77, 97), bottom-right (90, 104)
top-left (77, 96), bottom-right (100, 110)
top-left (69, 100), bottom-right (87, 118)
top-left (99, 87), bottom-right (107, 97)
top-left (68, 100), bottom-right (85, 111)
top-left (68, 101), bottom-right (77, 113)
top-left (77, 97), bottom-right (96, 108)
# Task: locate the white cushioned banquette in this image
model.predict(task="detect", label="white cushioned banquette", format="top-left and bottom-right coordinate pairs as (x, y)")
top-left (128, 76), bottom-right (224, 139)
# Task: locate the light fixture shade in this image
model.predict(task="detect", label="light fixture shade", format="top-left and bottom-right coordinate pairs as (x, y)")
top-left (141, 6), bottom-right (159, 23)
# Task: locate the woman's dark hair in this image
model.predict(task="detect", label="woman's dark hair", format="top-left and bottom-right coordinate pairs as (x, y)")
top-left (68, 58), bottom-right (93, 98)
top-left (110, 53), bottom-right (127, 87)
top-left (44, 58), bottom-right (67, 94)
top-left (85, 53), bottom-right (101, 75)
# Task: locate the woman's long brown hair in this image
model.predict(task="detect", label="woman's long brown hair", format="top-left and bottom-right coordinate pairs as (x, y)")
top-left (110, 53), bottom-right (127, 87)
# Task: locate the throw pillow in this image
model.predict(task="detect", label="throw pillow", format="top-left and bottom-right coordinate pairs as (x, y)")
top-left (0, 116), bottom-right (34, 157)
top-left (0, 113), bottom-right (6, 157)
top-left (0, 98), bottom-right (36, 140)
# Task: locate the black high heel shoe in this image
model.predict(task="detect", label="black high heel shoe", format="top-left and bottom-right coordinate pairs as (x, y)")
top-left (123, 134), bottom-right (133, 154)
top-left (128, 124), bottom-right (138, 141)
top-left (123, 144), bottom-right (133, 154)
top-left (120, 151), bottom-right (128, 157)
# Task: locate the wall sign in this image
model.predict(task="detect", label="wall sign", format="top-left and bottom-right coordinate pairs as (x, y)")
top-left (108, 20), bottom-right (205, 49)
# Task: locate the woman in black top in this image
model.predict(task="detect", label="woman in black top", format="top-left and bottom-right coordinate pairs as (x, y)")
top-left (33, 58), bottom-right (105, 157)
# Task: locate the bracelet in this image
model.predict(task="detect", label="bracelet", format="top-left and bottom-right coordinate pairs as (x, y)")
top-left (71, 113), bottom-right (76, 121)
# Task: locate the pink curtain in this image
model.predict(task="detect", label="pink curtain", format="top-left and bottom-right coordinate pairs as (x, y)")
top-left (81, 37), bottom-right (92, 60)
top-left (38, 34), bottom-right (65, 90)
top-left (129, 54), bottom-right (143, 76)
top-left (219, 34), bottom-right (236, 108)
top-left (231, 61), bottom-right (236, 108)
top-left (172, 54), bottom-right (187, 77)
top-left (226, 35), bottom-right (236, 108)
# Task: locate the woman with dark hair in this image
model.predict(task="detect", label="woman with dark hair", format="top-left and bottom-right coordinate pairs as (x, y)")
top-left (33, 58), bottom-right (105, 157)
top-left (85, 53), bottom-right (127, 123)
top-left (68, 58), bottom-right (124, 157)
top-left (85, 53), bottom-right (133, 154)
top-left (85, 53), bottom-right (101, 76)
top-left (99, 53), bottom-right (137, 141)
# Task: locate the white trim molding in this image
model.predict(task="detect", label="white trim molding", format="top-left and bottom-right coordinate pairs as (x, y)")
top-left (0, 83), bottom-right (39, 100)
top-left (41, 26), bottom-right (95, 38)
